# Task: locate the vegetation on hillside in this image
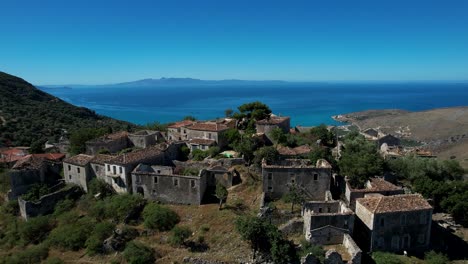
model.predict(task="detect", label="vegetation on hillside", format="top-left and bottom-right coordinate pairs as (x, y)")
top-left (0, 71), bottom-right (136, 147)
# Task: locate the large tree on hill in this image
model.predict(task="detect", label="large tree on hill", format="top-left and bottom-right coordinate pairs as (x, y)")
top-left (338, 133), bottom-right (384, 188)
top-left (235, 101), bottom-right (272, 121)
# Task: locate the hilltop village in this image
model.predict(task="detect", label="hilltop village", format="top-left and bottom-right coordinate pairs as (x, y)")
top-left (0, 101), bottom-right (466, 264)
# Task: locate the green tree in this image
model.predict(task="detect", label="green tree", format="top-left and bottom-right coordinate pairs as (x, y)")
top-left (191, 148), bottom-right (208, 161)
top-left (123, 241), bottom-right (155, 264)
top-left (282, 184), bottom-right (306, 213)
top-left (142, 203), bottom-right (180, 231)
top-left (237, 101), bottom-right (272, 121)
top-left (19, 215), bottom-right (53, 245)
top-left (339, 133), bottom-right (383, 188)
top-left (253, 146), bottom-right (279, 165)
top-left (183, 115), bottom-right (197, 121)
top-left (169, 226), bottom-right (192, 246)
top-left (69, 128), bottom-right (109, 155)
top-left (144, 121), bottom-right (168, 132)
top-left (30, 139), bottom-right (45, 154)
top-left (269, 127), bottom-right (286, 145)
top-left (425, 251), bottom-right (449, 264)
top-left (309, 124), bottom-right (335, 147)
top-left (232, 135), bottom-right (260, 164)
top-left (215, 183), bottom-right (228, 210)
top-left (85, 221), bottom-right (115, 255)
top-left (225, 128), bottom-right (241, 146)
top-left (224, 108), bottom-right (233, 117)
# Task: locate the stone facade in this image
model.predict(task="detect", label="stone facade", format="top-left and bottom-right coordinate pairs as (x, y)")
top-left (345, 178), bottom-right (405, 210)
top-left (377, 134), bottom-right (401, 148)
top-left (132, 165), bottom-right (207, 205)
top-left (354, 194), bottom-right (432, 252)
top-left (63, 154), bottom-right (94, 192)
top-left (8, 156), bottom-right (62, 200)
top-left (185, 122), bottom-right (229, 149)
top-left (128, 130), bottom-right (163, 149)
top-left (167, 120), bottom-right (196, 141)
top-left (85, 131), bottom-right (130, 155)
top-left (303, 200), bottom-right (355, 243)
top-left (262, 159), bottom-right (332, 200)
top-left (256, 115), bottom-right (291, 134)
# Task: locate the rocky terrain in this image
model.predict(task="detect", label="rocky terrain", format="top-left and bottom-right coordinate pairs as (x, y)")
top-left (335, 107), bottom-right (468, 170)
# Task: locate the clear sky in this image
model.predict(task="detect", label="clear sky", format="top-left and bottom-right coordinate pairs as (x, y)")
top-left (1, 0), bottom-right (468, 84)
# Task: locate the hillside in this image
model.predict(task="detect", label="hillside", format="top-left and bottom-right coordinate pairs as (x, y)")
top-left (0, 71), bottom-right (137, 147)
top-left (336, 107), bottom-right (468, 169)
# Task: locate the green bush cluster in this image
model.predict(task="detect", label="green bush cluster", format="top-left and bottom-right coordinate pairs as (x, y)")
top-left (169, 226), bottom-right (192, 246)
top-left (142, 203), bottom-right (180, 231)
top-left (90, 194), bottom-right (145, 222)
top-left (123, 241), bottom-right (155, 264)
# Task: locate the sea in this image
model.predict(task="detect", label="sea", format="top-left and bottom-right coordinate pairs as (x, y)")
top-left (43, 82), bottom-right (468, 127)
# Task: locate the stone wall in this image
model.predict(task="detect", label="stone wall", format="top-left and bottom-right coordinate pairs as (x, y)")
top-left (343, 234), bottom-right (362, 264)
top-left (63, 162), bottom-right (91, 192)
top-left (8, 162), bottom-right (62, 200)
top-left (345, 182), bottom-right (404, 210)
top-left (309, 226), bottom-right (347, 245)
top-left (263, 166), bottom-right (331, 200)
top-left (132, 172), bottom-right (206, 205)
top-left (128, 131), bottom-right (160, 149)
top-left (86, 136), bottom-right (129, 155)
top-left (18, 184), bottom-right (82, 220)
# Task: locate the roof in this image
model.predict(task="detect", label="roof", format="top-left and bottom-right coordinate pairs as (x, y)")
top-left (12, 155), bottom-right (47, 170)
top-left (109, 145), bottom-right (164, 165)
top-left (277, 145), bottom-right (313, 156)
top-left (129, 130), bottom-right (159, 136)
top-left (357, 194), bottom-right (432, 214)
top-left (168, 120), bottom-right (196, 129)
top-left (91, 154), bottom-right (119, 165)
top-left (256, 115), bottom-right (290, 125)
top-left (187, 122), bottom-right (229, 132)
top-left (32, 153), bottom-right (65, 161)
top-left (64, 154), bottom-right (94, 166)
top-left (367, 178), bottom-right (402, 191)
top-left (189, 138), bottom-right (216, 146)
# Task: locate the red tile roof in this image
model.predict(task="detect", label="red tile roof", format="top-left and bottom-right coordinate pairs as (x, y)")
top-left (187, 122), bottom-right (229, 132)
top-left (357, 194), bottom-right (432, 213)
top-left (64, 154), bottom-right (95, 166)
top-left (12, 155), bottom-right (46, 170)
top-left (168, 120), bottom-right (196, 129)
top-left (256, 116), bottom-right (290, 125)
top-left (33, 153), bottom-right (65, 161)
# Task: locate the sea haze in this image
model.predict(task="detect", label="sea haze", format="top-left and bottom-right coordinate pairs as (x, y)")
top-left (41, 82), bottom-right (468, 126)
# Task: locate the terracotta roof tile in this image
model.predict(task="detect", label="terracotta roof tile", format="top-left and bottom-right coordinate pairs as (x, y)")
top-left (187, 122), bottom-right (229, 132)
top-left (256, 116), bottom-right (290, 125)
top-left (12, 155), bottom-right (46, 170)
top-left (168, 120), bottom-right (196, 129)
top-left (91, 154), bottom-right (119, 165)
top-left (357, 194), bottom-right (432, 213)
top-left (64, 154), bottom-right (94, 166)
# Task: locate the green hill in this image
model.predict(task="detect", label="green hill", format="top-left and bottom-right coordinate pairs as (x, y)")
top-left (0, 71), bottom-right (137, 147)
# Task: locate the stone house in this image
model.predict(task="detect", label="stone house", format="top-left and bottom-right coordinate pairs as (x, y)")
top-left (345, 177), bottom-right (405, 210)
top-left (185, 122), bottom-right (230, 150)
top-left (362, 128), bottom-right (379, 139)
top-left (63, 154), bottom-right (95, 192)
top-left (85, 131), bottom-right (130, 155)
top-left (262, 159), bottom-right (332, 200)
top-left (8, 155), bottom-right (62, 200)
top-left (256, 115), bottom-right (291, 134)
top-left (128, 130), bottom-right (164, 149)
top-left (131, 164), bottom-right (207, 205)
top-left (354, 194), bottom-right (432, 252)
top-left (377, 134), bottom-right (401, 149)
top-left (277, 145), bottom-right (313, 159)
top-left (303, 200), bottom-right (355, 243)
top-left (167, 120), bottom-right (196, 141)
top-left (0, 147), bottom-right (30, 166)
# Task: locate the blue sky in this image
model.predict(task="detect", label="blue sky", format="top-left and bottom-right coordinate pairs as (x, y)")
top-left (1, 0), bottom-right (467, 84)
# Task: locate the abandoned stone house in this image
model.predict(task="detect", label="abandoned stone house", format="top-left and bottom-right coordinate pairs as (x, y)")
top-left (0, 147), bottom-right (30, 166)
top-left (128, 130), bottom-right (164, 149)
top-left (303, 200), bottom-right (355, 243)
top-left (64, 142), bottom-right (186, 194)
top-left (85, 130), bottom-right (163, 155)
top-left (63, 154), bottom-right (95, 192)
top-left (354, 194), bottom-right (432, 253)
top-left (86, 131), bottom-right (130, 155)
top-left (262, 159), bottom-right (332, 200)
top-left (256, 115), bottom-right (291, 134)
top-left (8, 155), bottom-right (62, 200)
top-left (362, 128), bottom-right (379, 139)
top-left (167, 120), bottom-right (196, 141)
top-left (131, 164), bottom-right (207, 205)
top-left (345, 177), bottom-right (405, 210)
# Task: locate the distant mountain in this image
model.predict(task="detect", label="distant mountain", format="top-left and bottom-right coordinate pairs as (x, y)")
top-left (41, 78), bottom-right (292, 88)
top-left (0, 71), bottom-right (137, 147)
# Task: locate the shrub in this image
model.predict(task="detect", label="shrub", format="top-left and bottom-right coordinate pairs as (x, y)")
top-left (192, 149), bottom-right (208, 161)
top-left (19, 215), bottom-right (53, 245)
top-left (123, 241), bottom-right (155, 264)
top-left (88, 178), bottom-right (114, 198)
top-left (169, 226), bottom-right (192, 246)
top-left (90, 194), bottom-right (145, 222)
top-left (44, 257), bottom-right (65, 264)
top-left (21, 183), bottom-right (49, 202)
top-left (425, 251), bottom-right (449, 264)
top-left (372, 252), bottom-right (403, 264)
top-left (53, 199), bottom-right (75, 216)
top-left (4, 243), bottom-right (49, 264)
top-left (85, 221), bottom-right (115, 255)
top-left (299, 239), bottom-right (324, 261)
top-left (48, 216), bottom-right (95, 250)
top-left (143, 203), bottom-right (180, 231)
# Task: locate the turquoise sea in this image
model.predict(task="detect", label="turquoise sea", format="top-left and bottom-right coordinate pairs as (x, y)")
top-left (43, 83), bottom-right (468, 126)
